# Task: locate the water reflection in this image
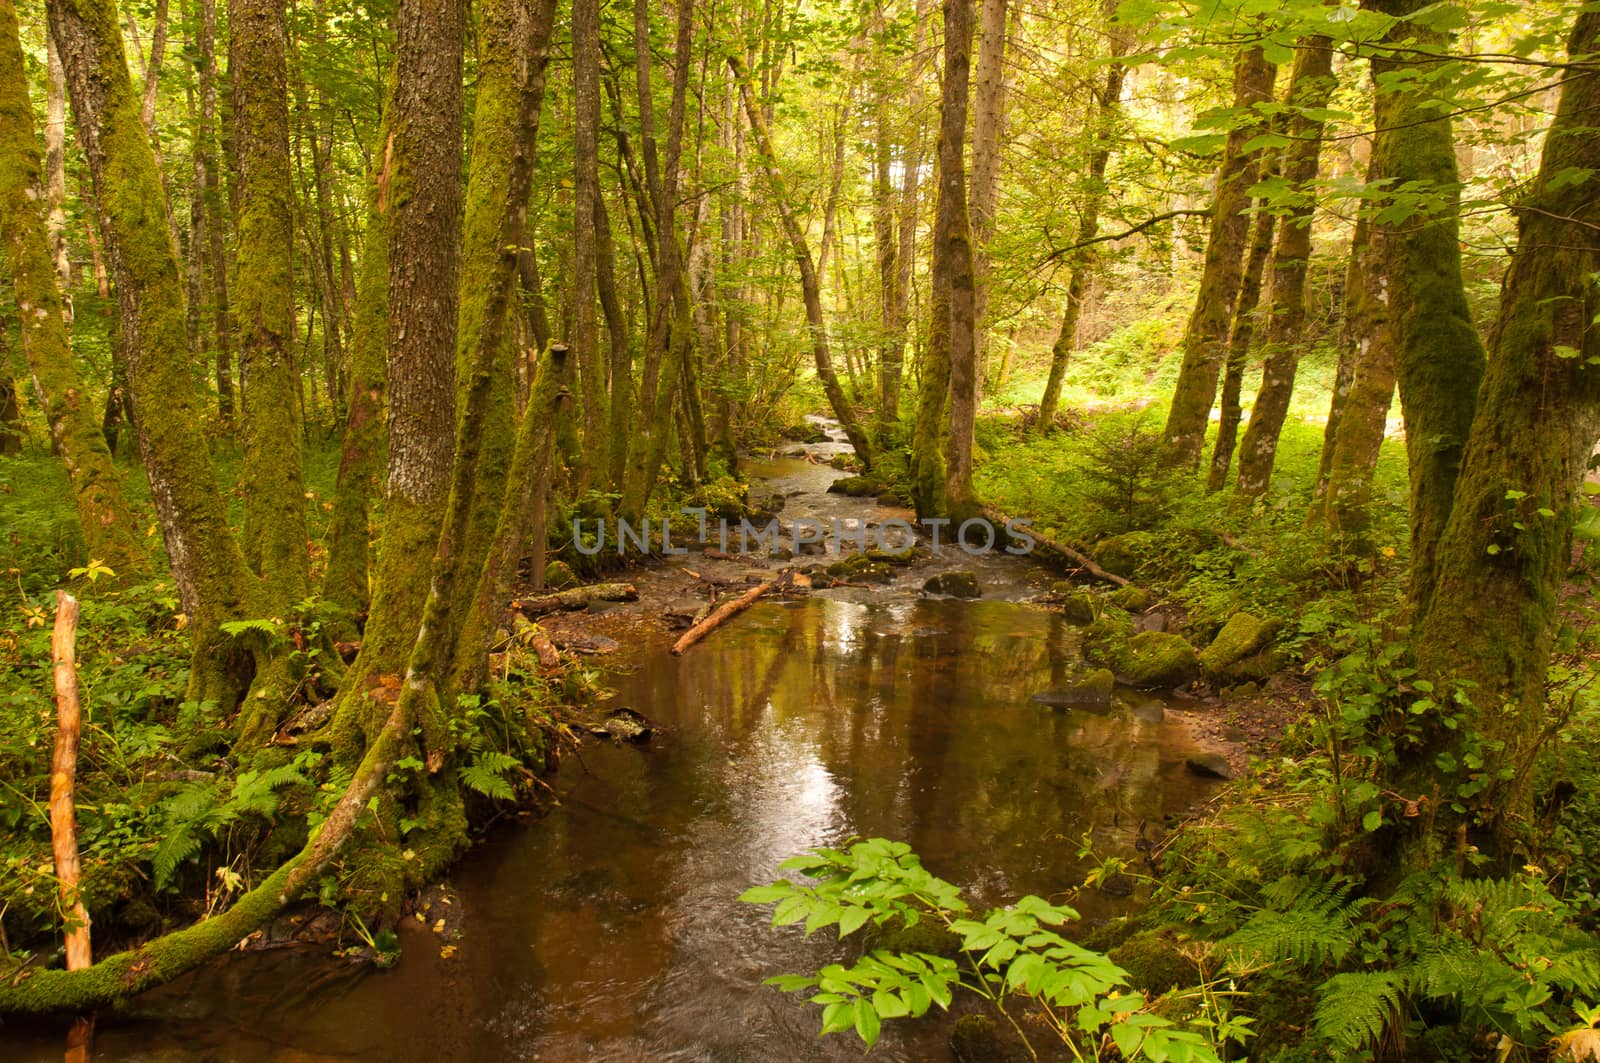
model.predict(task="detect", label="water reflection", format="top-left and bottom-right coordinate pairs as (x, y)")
top-left (4, 598), bottom-right (1216, 1062)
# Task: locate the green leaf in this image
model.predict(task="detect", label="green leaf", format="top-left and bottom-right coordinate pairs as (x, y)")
top-left (1362, 810), bottom-right (1383, 832)
top-left (854, 999), bottom-right (882, 1047)
top-left (837, 905), bottom-right (870, 937)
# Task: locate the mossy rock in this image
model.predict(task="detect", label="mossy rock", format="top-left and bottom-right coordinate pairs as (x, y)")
top-left (1198, 612), bottom-right (1279, 675)
top-left (782, 422), bottom-right (830, 443)
top-left (826, 474), bottom-right (877, 497)
top-left (951, 1013), bottom-right (1032, 1063)
top-left (1082, 608), bottom-right (1136, 660)
top-left (1224, 646), bottom-right (1290, 683)
top-left (1108, 929), bottom-right (1202, 996)
top-left (866, 546), bottom-right (917, 566)
top-left (1031, 667), bottom-right (1115, 709)
top-left (1061, 590), bottom-right (1097, 624)
top-left (869, 917), bottom-right (963, 958)
top-left (1108, 631), bottom-right (1199, 688)
top-left (1109, 584), bottom-right (1153, 612)
top-left (543, 561), bottom-right (579, 590)
top-left (924, 570), bottom-right (982, 598)
top-left (1093, 531), bottom-right (1157, 579)
top-left (826, 556), bottom-right (895, 584)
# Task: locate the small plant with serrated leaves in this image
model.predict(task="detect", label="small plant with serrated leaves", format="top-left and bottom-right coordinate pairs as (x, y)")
top-left (741, 838), bottom-right (1230, 1060)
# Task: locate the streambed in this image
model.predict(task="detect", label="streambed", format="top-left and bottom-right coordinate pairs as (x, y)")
top-left (4, 424), bottom-right (1226, 1061)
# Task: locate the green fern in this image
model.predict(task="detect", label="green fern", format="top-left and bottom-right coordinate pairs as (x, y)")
top-left (150, 755), bottom-right (318, 888)
top-left (459, 751), bottom-right (520, 801)
top-left (1222, 878), bottom-right (1369, 969)
top-left (1313, 971), bottom-right (1403, 1056)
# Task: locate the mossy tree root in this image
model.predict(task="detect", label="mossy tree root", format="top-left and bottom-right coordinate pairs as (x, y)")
top-left (0, 704), bottom-right (407, 1016)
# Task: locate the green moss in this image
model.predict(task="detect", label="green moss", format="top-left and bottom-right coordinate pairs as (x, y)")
top-left (1108, 928), bottom-right (1201, 995)
top-left (1198, 611), bottom-right (1277, 675)
top-left (1110, 584), bottom-right (1153, 612)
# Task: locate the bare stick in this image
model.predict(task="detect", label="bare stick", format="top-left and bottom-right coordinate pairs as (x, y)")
top-left (49, 591), bottom-right (91, 972)
top-left (670, 576), bottom-right (782, 656)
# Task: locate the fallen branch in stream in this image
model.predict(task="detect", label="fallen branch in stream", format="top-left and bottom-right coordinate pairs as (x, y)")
top-left (512, 614), bottom-right (562, 669)
top-left (512, 582), bottom-right (638, 616)
top-left (981, 507), bottom-right (1132, 588)
top-left (671, 572), bottom-right (794, 656)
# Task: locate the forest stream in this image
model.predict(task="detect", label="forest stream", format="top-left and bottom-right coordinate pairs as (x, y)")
top-left (7, 422), bottom-right (1228, 1061)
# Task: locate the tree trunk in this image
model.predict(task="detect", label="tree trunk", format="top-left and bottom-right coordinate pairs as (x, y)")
top-left (939, 0), bottom-right (981, 519)
top-left (230, 0), bottom-right (308, 601)
top-left (872, 96), bottom-right (901, 441)
top-left (1161, 46), bottom-right (1275, 467)
top-left (1368, 0), bottom-right (1487, 613)
top-left (1316, 214), bottom-right (1397, 536)
top-left (1, 0), bottom-right (144, 567)
top-left (571, 0), bottom-right (604, 481)
top-left (44, 33), bottom-right (72, 314)
top-left (196, 0), bottom-right (233, 423)
top-left (47, 0), bottom-right (261, 707)
top-left (730, 54), bottom-right (874, 470)
top-left (968, 0), bottom-right (1006, 405)
top-left (1408, 8), bottom-right (1600, 831)
top-left (331, 0), bottom-right (464, 757)
top-left (1235, 38), bottom-right (1336, 500)
top-left (1205, 187), bottom-right (1276, 492)
top-left (1035, 15), bottom-right (1127, 433)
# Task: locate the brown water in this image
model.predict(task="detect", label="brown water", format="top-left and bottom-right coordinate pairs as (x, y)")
top-left (5, 596), bottom-right (1217, 1062)
top-left (3, 420), bottom-right (1220, 1061)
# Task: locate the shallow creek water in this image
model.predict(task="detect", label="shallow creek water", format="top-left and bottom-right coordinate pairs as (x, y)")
top-left (5, 425), bottom-right (1221, 1062)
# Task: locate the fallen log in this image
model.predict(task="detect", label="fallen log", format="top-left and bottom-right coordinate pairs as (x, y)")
top-left (981, 507), bottom-right (1131, 588)
top-left (512, 582), bottom-right (638, 615)
top-left (511, 615), bottom-right (561, 669)
top-left (671, 572), bottom-right (790, 656)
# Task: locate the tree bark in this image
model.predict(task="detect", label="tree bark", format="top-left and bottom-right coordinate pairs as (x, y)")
top-left (230, 0), bottom-right (308, 601)
top-left (0, 0), bottom-right (143, 570)
top-left (49, 591), bottom-right (91, 974)
top-left (1316, 215), bottom-right (1397, 536)
top-left (1409, 8), bottom-right (1600, 829)
top-left (1235, 38), bottom-right (1336, 500)
top-left (196, 0), bottom-right (234, 423)
top-left (1205, 187), bottom-right (1276, 492)
top-left (968, 0), bottom-right (1006, 404)
top-left (44, 33), bottom-right (71, 312)
top-left (939, 0), bottom-right (981, 519)
top-left (1161, 46), bottom-right (1275, 467)
top-left (1367, 0), bottom-right (1486, 612)
top-left (571, 0), bottom-right (605, 479)
top-left (47, 0), bottom-right (260, 706)
top-left (332, 0), bottom-right (464, 757)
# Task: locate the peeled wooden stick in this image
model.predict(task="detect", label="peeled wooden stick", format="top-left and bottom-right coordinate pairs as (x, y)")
top-left (50, 591), bottom-right (91, 973)
top-left (670, 576), bottom-right (782, 656)
top-left (51, 592), bottom-right (94, 1060)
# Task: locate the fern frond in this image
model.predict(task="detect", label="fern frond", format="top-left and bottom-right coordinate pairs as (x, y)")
top-left (1313, 970), bottom-right (1403, 1056)
top-left (459, 764), bottom-right (516, 801)
top-left (152, 824), bottom-right (200, 889)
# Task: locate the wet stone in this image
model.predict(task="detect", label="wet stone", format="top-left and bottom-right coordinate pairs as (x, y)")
top-left (1185, 753), bottom-right (1234, 780)
top-left (923, 570), bottom-right (982, 598)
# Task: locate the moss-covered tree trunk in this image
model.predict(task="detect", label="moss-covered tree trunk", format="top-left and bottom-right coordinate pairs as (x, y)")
top-left (1367, 0), bottom-right (1485, 611)
top-left (0, 0), bottom-right (143, 570)
top-left (872, 97), bottom-right (901, 442)
top-left (442, 0), bottom-right (556, 694)
top-left (48, 0), bottom-right (262, 709)
top-left (732, 54), bottom-right (874, 471)
top-left (1035, 12), bottom-right (1126, 434)
top-left (1205, 186), bottom-right (1276, 492)
top-left (939, 0), bottom-right (981, 520)
top-left (1315, 215), bottom-right (1397, 535)
top-left (1160, 45), bottom-right (1274, 468)
top-left (1408, 7), bottom-right (1600, 831)
top-left (968, 0), bottom-right (1006, 404)
top-left (321, 145), bottom-right (388, 621)
top-left (331, 0), bottom-right (463, 758)
top-left (230, 0), bottom-right (307, 602)
top-left (195, 0), bottom-right (234, 424)
top-left (570, 0), bottom-right (604, 484)
top-left (1234, 38), bottom-right (1336, 500)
